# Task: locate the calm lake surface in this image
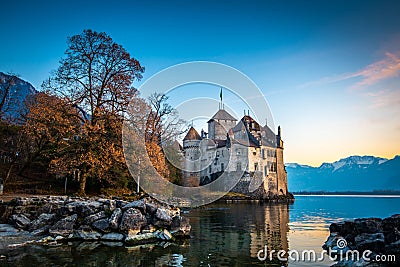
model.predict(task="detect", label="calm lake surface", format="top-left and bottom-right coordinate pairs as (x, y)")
top-left (1, 196), bottom-right (400, 267)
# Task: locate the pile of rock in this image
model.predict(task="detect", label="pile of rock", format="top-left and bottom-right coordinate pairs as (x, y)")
top-left (324, 214), bottom-right (400, 266)
top-left (0, 196), bottom-right (190, 246)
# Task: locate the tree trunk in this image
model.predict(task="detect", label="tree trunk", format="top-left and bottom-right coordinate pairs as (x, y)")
top-left (78, 172), bottom-right (87, 196)
top-left (4, 163), bottom-right (13, 187)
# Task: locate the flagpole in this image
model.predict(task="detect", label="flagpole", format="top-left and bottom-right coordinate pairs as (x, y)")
top-left (220, 87), bottom-right (223, 109)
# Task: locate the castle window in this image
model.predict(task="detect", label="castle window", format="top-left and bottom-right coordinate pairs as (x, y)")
top-left (221, 163), bottom-right (224, 171)
top-left (269, 162), bottom-right (277, 173)
top-left (209, 165), bottom-right (212, 174)
top-left (261, 149), bottom-right (265, 159)
top-left (264, 165), bottom-right (268, 176)
top-left (254, 163), bottom-right (258, 171)
top-left (236, 162), bottom-right (241, 171)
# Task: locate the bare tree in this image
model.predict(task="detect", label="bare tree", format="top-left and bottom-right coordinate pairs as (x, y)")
top-left (146, 93), bottom-right (186, 144)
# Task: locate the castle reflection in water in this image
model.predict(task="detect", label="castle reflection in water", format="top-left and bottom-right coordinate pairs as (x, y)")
top-left (187, 202), bottom-right (290, 266)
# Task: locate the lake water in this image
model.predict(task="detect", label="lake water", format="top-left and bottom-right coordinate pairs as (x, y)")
top-left (1, 196), bottom-right (399, 266)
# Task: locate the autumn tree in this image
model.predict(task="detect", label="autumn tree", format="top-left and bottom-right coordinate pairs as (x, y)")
top-left (23, 92), bottom-right (81, 171)
top-left (42, 29), bottom-right (144, 195)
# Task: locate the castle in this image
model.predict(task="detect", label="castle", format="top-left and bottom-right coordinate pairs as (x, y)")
top-left (181, 106), bottom-right (289, 198)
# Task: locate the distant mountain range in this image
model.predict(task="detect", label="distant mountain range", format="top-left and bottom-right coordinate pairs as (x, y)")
top-left (0, 72), bottom-right (37, 122)
top-left (286, 155), bottom-right (400, 192)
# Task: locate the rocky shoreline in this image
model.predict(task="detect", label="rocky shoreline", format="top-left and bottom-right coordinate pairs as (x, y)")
top-left (324, 214), bottom-right (400, 266)
top-left (0, 196), bottom-right (191, 248)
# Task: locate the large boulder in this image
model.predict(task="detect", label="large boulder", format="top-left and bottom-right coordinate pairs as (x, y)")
top-left (125, 232), bottom-right (158, 245)
top-left (92, 218), bottom-right (110, 233)
top-left (119, 208), bottom-right (147, 235)
top-left (73, 226), bottom-right (102, 240)
top-left (85, 211), bottom-right (107, 224)
top-left (122, 200), bottom-right (146, 212)
top-left (49, 214), bottom-right (78, 237)
top-left (153, 208), bottom-right (172, 228)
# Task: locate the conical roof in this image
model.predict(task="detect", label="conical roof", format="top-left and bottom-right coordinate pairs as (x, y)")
top-left (183, 127), bottom-right (202, 141)
top-left (207, 109), bottom-right (237, 122)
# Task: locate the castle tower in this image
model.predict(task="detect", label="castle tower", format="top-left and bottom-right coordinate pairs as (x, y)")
top-left (207, 109), bottom-right (237, 140)
top-left (276, 126), bottom-right (288, 195)
top-left (182, 127), bottom-right (202, 186)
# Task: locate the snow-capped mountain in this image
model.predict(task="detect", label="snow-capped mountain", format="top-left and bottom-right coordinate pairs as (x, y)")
top-left (319, 156), bottom-right (388, 172)
top-left (0, 72), bottom-right (37, 121)
top-left (286, 155), bottom-right (400, 192)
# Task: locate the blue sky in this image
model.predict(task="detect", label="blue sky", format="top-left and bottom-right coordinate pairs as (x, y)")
top-left (1, 0), bottom-right (400, 166)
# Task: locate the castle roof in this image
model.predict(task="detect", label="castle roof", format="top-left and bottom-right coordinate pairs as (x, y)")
top-left (231, 115), bottom-right (277, 147)
top-left (207, 109), bottom-right (237, 123)
top-left (183, 127), bottom-right (202, 141)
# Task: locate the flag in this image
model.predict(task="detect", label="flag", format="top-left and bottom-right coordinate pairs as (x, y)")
top-left (220, 88), bottom-right (222, 102)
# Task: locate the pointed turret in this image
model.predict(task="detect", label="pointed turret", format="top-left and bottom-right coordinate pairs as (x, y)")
top-left (183, 127), bottom-right (202, 141)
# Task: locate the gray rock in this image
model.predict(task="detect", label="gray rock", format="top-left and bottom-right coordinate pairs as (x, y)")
top-left (145, 202), bottom-right (158, 215)
top-left (101, 232), bottom-right (124, 241)
top-left (103, 199), bottom-right (117, 213)
top-left (11, 214), bottom-right (31, 229)
top-left (49, 214), bottom-right (77, 237)
top-left (92, 218), bottom-right (110, 233)
top-left (85, 211), bottom-right (106, 224)
top-left (154, 208), bottom-right (172, 227)
top-left (125, 232), bottom-right (158, 244)
top-left (122, 200), bottom-right (146, 212)
top-left (119, 208), bottom-right (147, 235)
top-left (88, 201), bottom-right (102, 210)
top-left (355, 233), bottom-right (385, 252)
top-left (109, 208), bottom-right (122, 230)
top-left (31, 225), bottom-right (50, 236)
top-left (73, 229), bottom-right (102, 240)
top-left (29, 213), bottom-right (56, 231)
top-left (116, 200), bottom-right (129, 209)
top-left (323, 233), bottom-right (343, 250)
